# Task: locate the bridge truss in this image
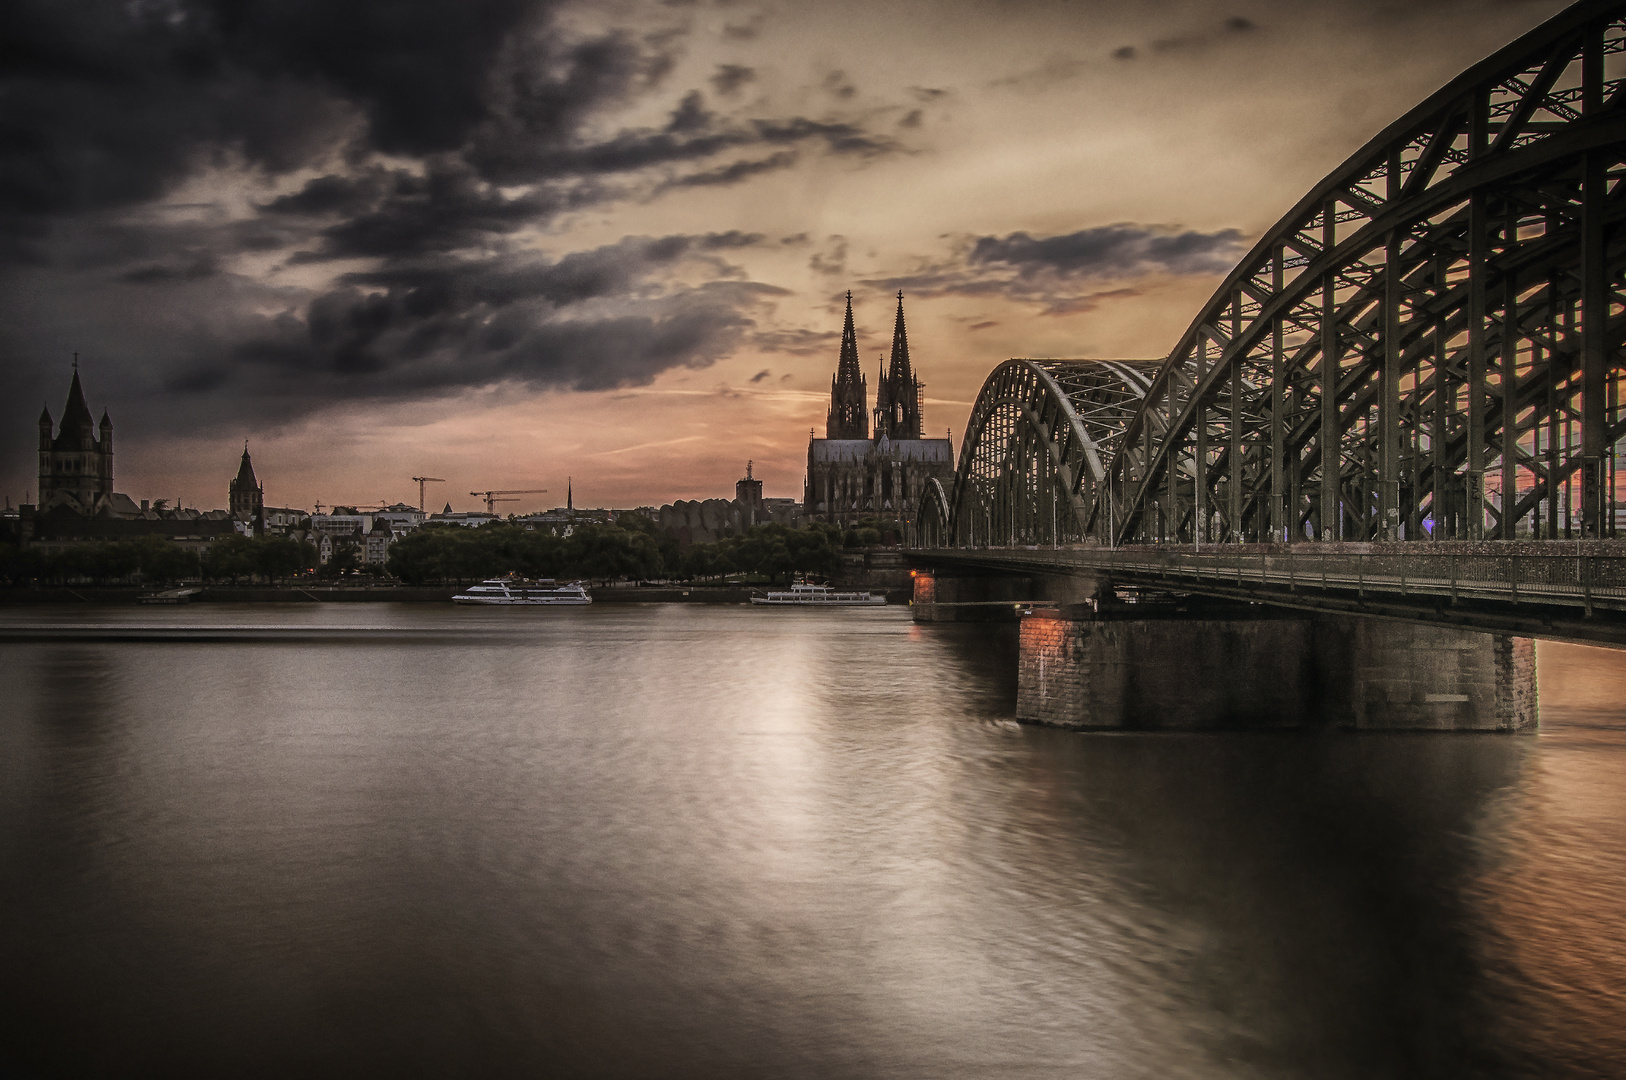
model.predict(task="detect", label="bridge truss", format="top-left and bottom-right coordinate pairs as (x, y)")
top-left (931, 0), bottom-right (1626, 547)
top-left (918, 359), bottom-right (1157, 546)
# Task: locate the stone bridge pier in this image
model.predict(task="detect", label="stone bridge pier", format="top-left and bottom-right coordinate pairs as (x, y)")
top-left (911, 571), bottom-right (1537, 732)
top-left (908, 568), bottom-right (1096, 622)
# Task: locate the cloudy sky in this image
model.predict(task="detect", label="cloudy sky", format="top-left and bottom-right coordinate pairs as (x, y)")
top-left (1, 0), bottom-right (1569, 512)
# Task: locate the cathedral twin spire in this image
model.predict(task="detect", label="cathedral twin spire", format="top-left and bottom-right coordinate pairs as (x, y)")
top-left (824, 290), bottom-right (922, 441)
top-left (827, 291), bottom-right (868, 439)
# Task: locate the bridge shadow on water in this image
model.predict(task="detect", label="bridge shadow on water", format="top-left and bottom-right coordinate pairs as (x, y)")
top-left (919, 623), bottom-right (1622, 1078)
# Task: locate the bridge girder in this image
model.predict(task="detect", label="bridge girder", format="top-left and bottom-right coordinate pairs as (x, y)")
top-left (924, 358), bottom-right (1160, 546)
top-left (1108, 0), bottom-right (1626, 545)
top-left (932, 0), bottom-right (1626, 550)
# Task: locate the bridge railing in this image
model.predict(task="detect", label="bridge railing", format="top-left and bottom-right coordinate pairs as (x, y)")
top-left (951, 546), bottom-right (1626, 613)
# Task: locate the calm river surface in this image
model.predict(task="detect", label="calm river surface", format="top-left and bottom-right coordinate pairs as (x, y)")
top-left (1, 604), bottom-right (1623, 1078)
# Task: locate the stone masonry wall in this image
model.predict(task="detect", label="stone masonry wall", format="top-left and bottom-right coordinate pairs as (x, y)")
top-left (1315, 619), bottom-right (1539, 732)
top-left (1017, 612), bottom-right (1540, 732)
top-left (1017, 615), bottom-right (1315, 729)
top-left (1496, 635), bottom-right (1540, 732)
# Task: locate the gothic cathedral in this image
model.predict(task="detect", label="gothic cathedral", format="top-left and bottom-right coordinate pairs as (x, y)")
top-left (804, 293), bottom-right (954, 525)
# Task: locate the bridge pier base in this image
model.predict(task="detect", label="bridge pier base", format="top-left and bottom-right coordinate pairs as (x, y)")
top-left (910, 570), bottom-right (1100, 622)
top-left (1016, 610), bottom-right (1537, 732)
top-left (910, 571), bottom-right (1031, 622)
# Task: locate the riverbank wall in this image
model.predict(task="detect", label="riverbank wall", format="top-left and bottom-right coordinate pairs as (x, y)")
top-left (0, 584), bottom-right (910, 605)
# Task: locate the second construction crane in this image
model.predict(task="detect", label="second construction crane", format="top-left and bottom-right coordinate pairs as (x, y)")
top-left (411, 476), bottom-right (445, 512)
top-left (470, 488), bottom-right (547, 514)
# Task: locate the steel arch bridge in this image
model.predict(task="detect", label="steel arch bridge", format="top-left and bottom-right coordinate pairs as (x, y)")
top-left (926, 0), bottom-right (1626, 549)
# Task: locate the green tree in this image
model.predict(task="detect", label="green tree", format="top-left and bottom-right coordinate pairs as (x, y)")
top-left (734, 524), bottom-right (792, 583)
top-left (205, 535), bottom-right (259, 583)
top-left (681, 539), bottom-right (744, 581)
top-left (320, 543), bottom-right (361, 579)
top-left (617, 513), bottom-right (679, 574)
top-left (131, 535), bottom-right (196, 583)
top-left (0, 542), bottom-right (43, 586)
top-left (256, 536), bottom-right (315, 583)
top-left (565, 524), bottom-right (662, 582)
top-left (786, 524), bottom-right (843, 579)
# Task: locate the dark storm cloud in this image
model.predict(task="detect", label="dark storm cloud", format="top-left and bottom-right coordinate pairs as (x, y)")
top-left (971, 224), bottom-right (1247, 279)
top-left (121, 259), bottom-right (219, 284)
top-left (710, 64), bottom-right (756, 95)
top-left (280, 164), bottom-right (588, 261)
top-left (0, 0), bottom-right (913, 439)
top-left (722, 14), bottom-right (766, 41)
top-left (823, 71), bottom-right (858, 100)
top-left (1, 0), bottom-right (900, 258)
top-left (153, 234), bottom-right (785, 412)
top-left (1001, 12), bottom-right (1262, 83)
top-left (224, 285), bottom-right (770, 395)
top-left (656, 150), bottom-right (800, 190)
top-left (0, 0), bottom-right (542, 250)
top-left (860, 224), bottom-right (1246, 315)
top-left (751, 327), bottom-right (840, 355)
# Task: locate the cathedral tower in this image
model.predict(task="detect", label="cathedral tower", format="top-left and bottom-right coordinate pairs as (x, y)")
top-left (874, 292), bottom-right (922, 440)
top-left (826, 292), bottom-right (869, 439)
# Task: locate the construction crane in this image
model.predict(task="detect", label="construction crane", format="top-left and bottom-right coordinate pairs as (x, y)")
top-left (470, 488), bottom-right (547, 514)
top-left (411, 476), bottom-right (446, 512)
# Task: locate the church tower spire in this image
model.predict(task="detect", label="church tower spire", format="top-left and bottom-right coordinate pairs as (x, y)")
top-left (230, 441), bottom-right (265, 531)
top-left (825, 291), bottom-right (868, 439)
top-left (876, 292), bottom-right (922, 439)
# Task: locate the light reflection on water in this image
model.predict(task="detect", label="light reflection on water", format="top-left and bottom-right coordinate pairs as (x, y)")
top-left (0, 603), bottom-right (1622, 1078)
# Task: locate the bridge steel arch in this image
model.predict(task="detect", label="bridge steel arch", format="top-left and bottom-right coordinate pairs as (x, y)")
top-left (933, 359), bottom-right (1159, 546)
top-left (1089, 0), bottom-right (1626, 545)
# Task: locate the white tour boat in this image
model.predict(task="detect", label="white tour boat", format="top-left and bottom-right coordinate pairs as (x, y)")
top-left (452, 578), bottom-right (593, 605)
top-left (750, 581), bottom-right (887, 607)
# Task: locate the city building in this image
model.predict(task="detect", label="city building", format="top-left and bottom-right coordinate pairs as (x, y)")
top-left (428, 503), bottom-right (498, 527)
top-left (804, 293), bottom-right (954, 525)
top-left (373, 503), bottom-right (426, 531)
top-left (736, 461), bottom-right (763, 527)
top-left (261, 506), bottom-right (308, 535)
top-left (361, 519), bottom-right (394, 565)
top-left (656, 462), bottom-right (801, 545)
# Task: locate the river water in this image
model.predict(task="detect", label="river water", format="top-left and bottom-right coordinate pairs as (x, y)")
top-left (1, 604), bottom-right (1622, 1078)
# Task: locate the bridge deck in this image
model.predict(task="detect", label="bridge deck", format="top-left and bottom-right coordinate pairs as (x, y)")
top-left (910, 544), bottom-right (1626, 646)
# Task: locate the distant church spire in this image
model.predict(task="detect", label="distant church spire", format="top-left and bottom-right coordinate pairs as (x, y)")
top-left (825, 290), bottom-right (869, 439)
top-left (230, 441), bottom-right (264, 530)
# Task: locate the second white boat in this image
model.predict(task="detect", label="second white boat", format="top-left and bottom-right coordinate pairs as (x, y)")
top-left (750, 581), bottom-right (886, 607)
top-left (452, 578), bottom-right (593, 605)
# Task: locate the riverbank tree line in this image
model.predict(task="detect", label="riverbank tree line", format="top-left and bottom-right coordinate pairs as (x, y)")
top-left (0, 534), bottom-right (319, 587)
top-left (0, 514), bottom-right (900, 588)
top-left (387, 518), bottom-right (853, 584)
